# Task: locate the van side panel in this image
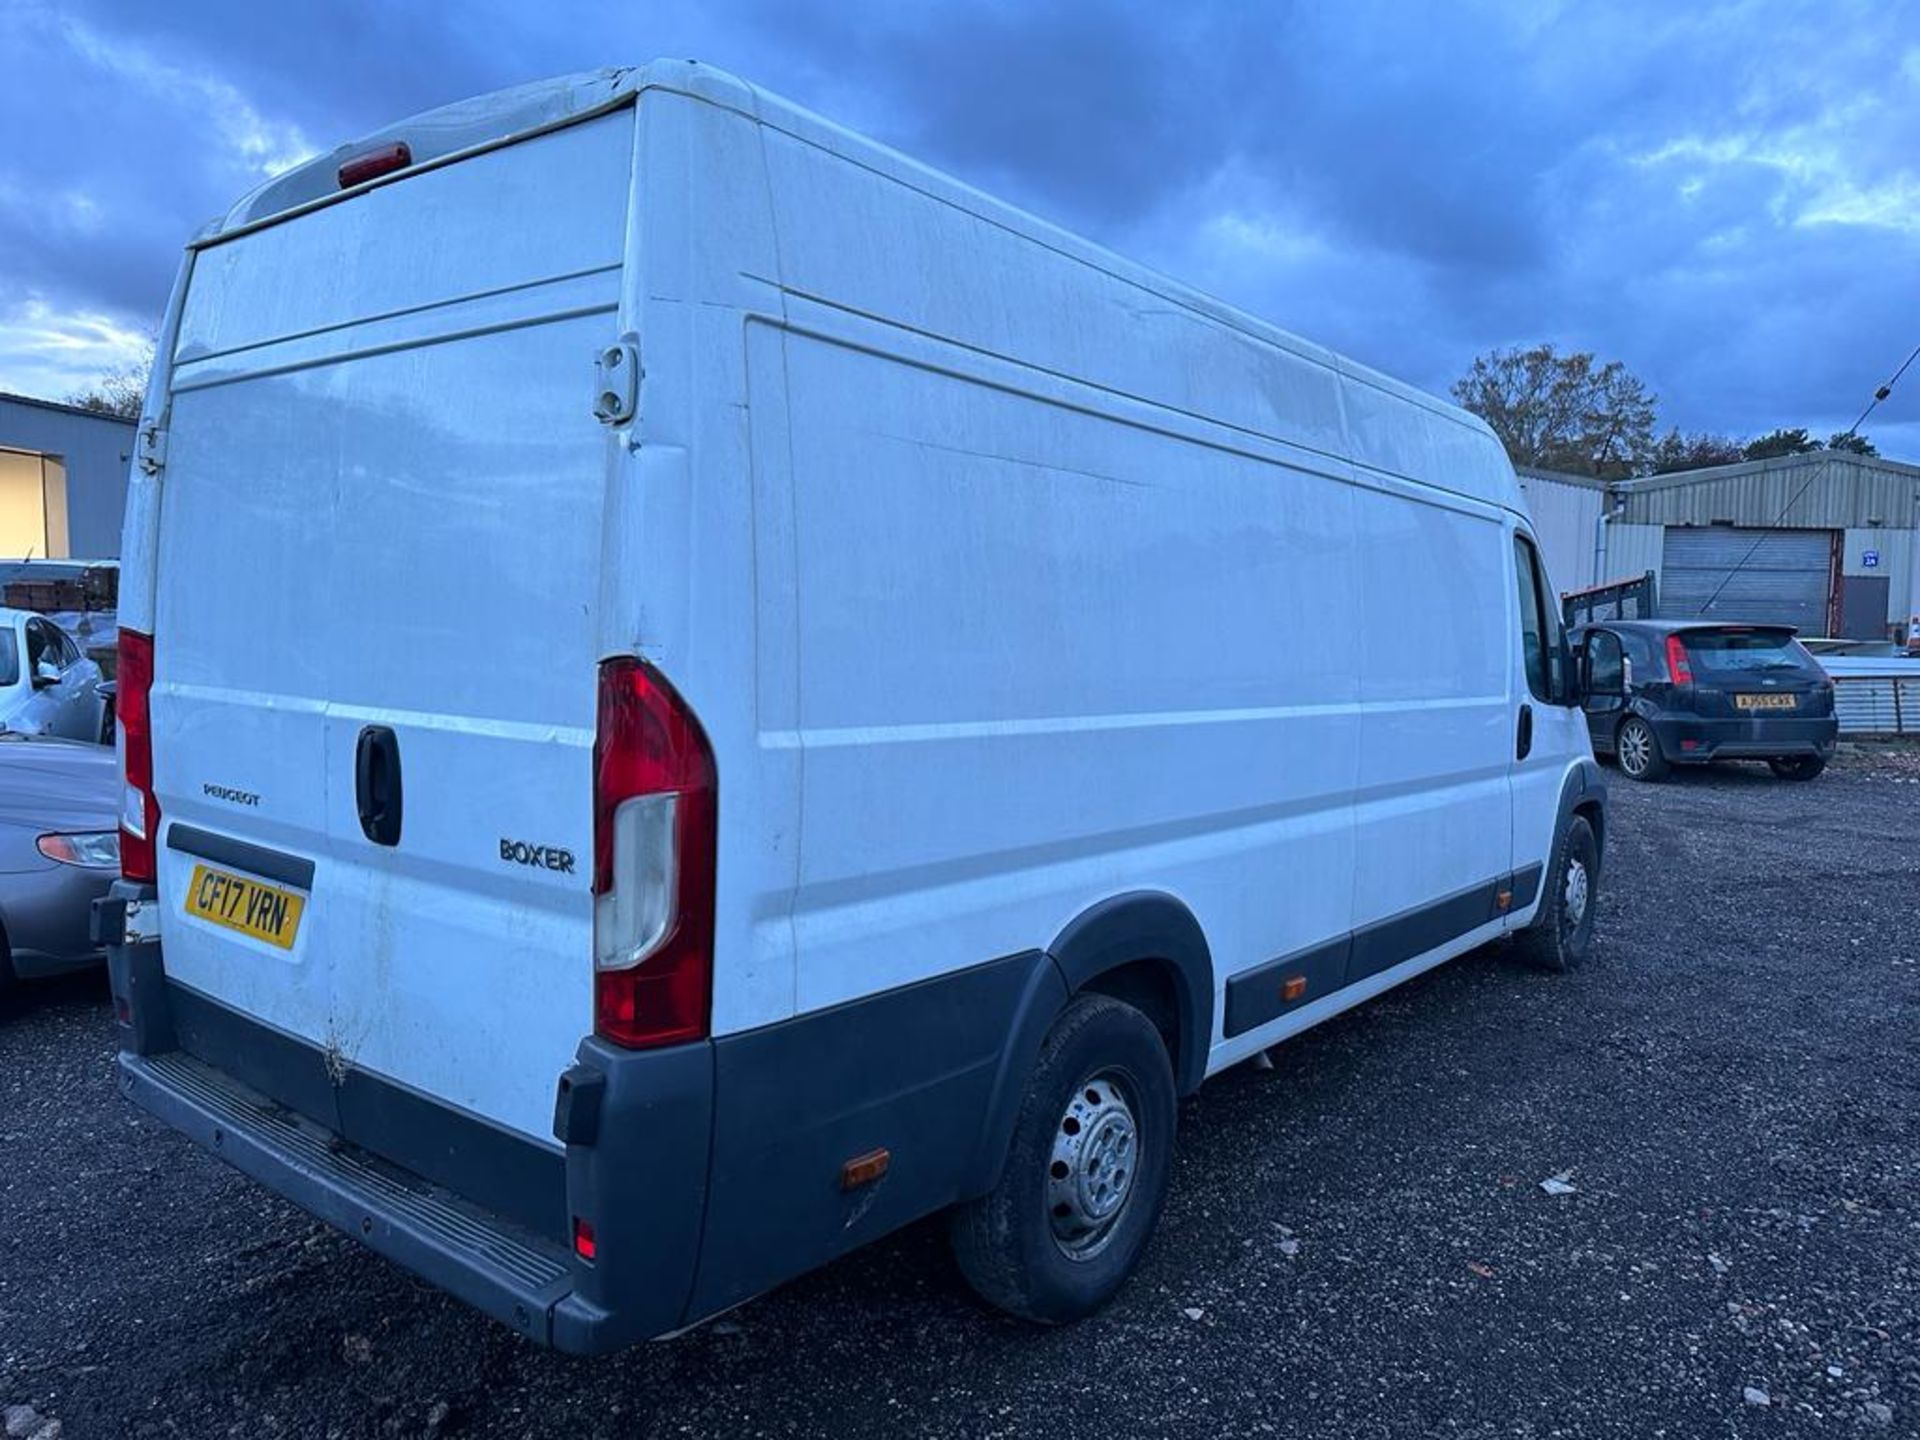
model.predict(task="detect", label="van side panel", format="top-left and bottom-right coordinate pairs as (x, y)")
top-left (756, 130), bottom-right (1352, 480)
top-left (1346, 479), bottom-right (1514, 949)
top-left (766, 321), bottom-right (1363, 1032)
top-left (745, 111), bottom-right (1543, 1076)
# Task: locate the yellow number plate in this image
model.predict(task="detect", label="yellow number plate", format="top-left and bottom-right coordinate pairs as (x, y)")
top-left (1735, 693), bottom-right (1798, 711)
top-left (185, 864), bottom-right (306, 949)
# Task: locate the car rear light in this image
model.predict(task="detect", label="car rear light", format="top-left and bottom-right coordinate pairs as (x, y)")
top-left (592, 657), bottom-right (716, 1049)
top-left (118, 629), bottom-right (160, 883)
top-left (1665, 634), bottom-right (1695, 686)
top-left (37, 832), bottom-right (121, 869)
top-left (572, 1217), bottom-right (597, 1261)
top-left (338, 141), bottom-right (411, 189)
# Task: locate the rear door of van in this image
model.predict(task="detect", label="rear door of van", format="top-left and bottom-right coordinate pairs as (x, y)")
top-left (148, 111), bottom-right (633, 1145)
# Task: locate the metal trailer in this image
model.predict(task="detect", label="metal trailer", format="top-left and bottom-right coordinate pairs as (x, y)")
top-left (1563, 571), bottom-right (1658, 629)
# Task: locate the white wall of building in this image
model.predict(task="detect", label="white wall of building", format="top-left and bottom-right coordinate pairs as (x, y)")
top-left (1516, 471), bottom-right (1605, 596)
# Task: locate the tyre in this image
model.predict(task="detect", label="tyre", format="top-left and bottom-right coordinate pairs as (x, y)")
top-left (1516, 814), bottom-right (1600, 973)
top-left (1614, 716), bottom-right (1669, 782)
top-left (950, 992), bottom-right (1176, 1324)
top-left (1767, 754), bottom-right (1827, 781)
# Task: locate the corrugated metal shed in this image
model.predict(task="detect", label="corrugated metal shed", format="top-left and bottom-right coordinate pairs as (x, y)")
top-left (1605, 523), bottom-right (1664, 586)
top-left (1615, 453), bottom-right (1920, 529)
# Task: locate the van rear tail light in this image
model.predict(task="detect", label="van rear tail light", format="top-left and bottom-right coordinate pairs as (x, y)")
top-left (118, 629), bottom-right (160, 883)
top-left (592, 657), bottom-right (716, 1049)
top-left (1665, 634), bottom-right (1695, 686)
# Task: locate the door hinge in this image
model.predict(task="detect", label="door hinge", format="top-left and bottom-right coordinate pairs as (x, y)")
top-left (592, 340), bottom-right (641, 427)
top-left (136, 420), bottom-right (168, 476)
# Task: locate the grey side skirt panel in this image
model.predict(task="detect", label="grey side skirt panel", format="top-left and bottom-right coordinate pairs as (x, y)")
top-left (686, 950), bottom-right (1056, 1322)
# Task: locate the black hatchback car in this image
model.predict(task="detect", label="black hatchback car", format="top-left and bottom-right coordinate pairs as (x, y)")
top-left (1571, 620), bottom-right (1838, 782)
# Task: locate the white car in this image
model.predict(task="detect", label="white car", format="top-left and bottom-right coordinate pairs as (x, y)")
top-left (103, 64), bottom-right (1609, 1354)
top-left (0, 608), bottom-right (104, 742)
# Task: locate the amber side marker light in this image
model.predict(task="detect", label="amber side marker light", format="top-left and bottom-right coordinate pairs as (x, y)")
top-left (1282, 975), bottom-right (1308, 1002)
top-left (840, 1148), bottom-right (891, 1191)
top-left (338, 141), bottom-right (412, 189)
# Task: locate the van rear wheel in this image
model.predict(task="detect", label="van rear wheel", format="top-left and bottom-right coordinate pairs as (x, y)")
top-left (950, 993), bottom-right (1175, 1324)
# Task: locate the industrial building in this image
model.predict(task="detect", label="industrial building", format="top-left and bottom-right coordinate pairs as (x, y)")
top-left (1520, 452), bottom-right (1920, 643)
top-left (0, 391), bottom-right (136, 560)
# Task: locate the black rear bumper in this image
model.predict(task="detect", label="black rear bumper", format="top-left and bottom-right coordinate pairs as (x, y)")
top-left (1648, 713), bottom-right (1838, 762)
top-left (100, 883), bottom-right (713, 1354)
top-left (119, 1048), bottom-right (577, 1341)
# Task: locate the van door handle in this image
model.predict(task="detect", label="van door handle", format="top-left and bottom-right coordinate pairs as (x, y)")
top-left (1516, 703), bottom-right (1534, 762)
top-left (355, 725), bottom-right (404, 846)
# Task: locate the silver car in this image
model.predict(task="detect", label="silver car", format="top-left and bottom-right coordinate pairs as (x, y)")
top-left (0, 734), bottom-right (119, 1003)
top-left (0, 607), bottom-right (107, 741)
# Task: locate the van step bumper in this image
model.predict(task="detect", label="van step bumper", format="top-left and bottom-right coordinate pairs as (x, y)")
top-left (118, 1049), bottom-right (574, 1344)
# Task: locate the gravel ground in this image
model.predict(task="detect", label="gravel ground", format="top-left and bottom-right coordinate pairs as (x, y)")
top-left (4, 747), bottom-right (1916, 1439)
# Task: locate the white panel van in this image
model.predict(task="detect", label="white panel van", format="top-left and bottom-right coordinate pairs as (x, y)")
top-left (100, 64), bottom-right (1609, 1352)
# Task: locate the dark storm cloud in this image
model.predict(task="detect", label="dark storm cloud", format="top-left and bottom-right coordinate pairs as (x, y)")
top-left (2, 0), bottom-right (1915, 451)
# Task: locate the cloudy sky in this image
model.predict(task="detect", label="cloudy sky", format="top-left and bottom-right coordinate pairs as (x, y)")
top-left (3, 0), bottom-right (1917, 453)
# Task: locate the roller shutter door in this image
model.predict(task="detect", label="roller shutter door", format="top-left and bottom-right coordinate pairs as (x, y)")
top-left (1660, 527), bottom-right (1833, 633)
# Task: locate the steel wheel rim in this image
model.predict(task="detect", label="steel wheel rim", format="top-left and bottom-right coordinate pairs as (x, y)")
top-left (1562, 855), bottom-right (1590, 933)
top-left (1047, 1071), bottom-right (1140, 1260)
top-left (1619, 722), bottom-right (1650, 776)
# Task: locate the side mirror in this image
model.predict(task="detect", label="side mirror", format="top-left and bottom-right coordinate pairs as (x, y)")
top-left (32, 660), bottom-right (61, 689)
top-left (1577, 640), bottom-right (1626, 702)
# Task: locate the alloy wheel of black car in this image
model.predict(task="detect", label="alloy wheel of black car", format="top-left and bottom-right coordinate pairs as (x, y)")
top-left (1615, 717), bottom-right (1668, 782)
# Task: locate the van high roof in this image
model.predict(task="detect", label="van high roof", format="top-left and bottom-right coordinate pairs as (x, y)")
top-left (210, 62), bottom-right (1520, 518)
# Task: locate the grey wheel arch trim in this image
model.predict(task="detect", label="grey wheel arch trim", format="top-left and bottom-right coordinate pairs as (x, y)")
top-left (1046, 891), bottom-right (1214, 1097)
top-left (1540, 757), bottom-right (1608, 924)
top-left (1569, 755), bottom-right (1608, 848)
top-left (960, 893), bottom-right (1214, 1201)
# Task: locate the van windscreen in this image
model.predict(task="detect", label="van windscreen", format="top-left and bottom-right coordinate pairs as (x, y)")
top-left (0, 629), bottom-right (16, 687)
top-left (1682, 629), bottom-right (1814, 673)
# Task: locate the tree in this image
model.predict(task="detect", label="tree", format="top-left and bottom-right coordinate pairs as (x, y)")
top-left (1826, 431), bottom-right (1877, 456)
top-left (65, 342), bottom-right (153, 420)
top-left (1742, 427), bottom-right (1821, 461)
top-left (1651, 428), bottom-right (1747, 474)
top-left (1451, 344), bottom-right (1657, 478)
